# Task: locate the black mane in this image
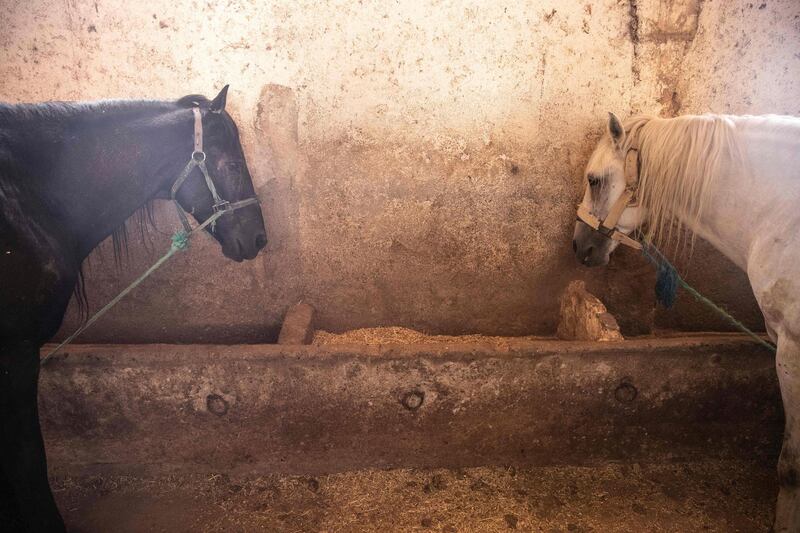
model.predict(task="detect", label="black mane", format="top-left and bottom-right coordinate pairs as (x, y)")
top-left (0, 99), bottom-right (167, 121)
top-left (176, 94), bottom-right (212, 108)
top-left (0, 93), bottom-right (213, 123)
top-left (0, 96), bottom-right (204, 319)
top-left (0, 92), bottom-right (238, 319)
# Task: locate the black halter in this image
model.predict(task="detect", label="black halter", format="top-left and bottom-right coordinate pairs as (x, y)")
top-left (170, 106), bottom-right (259, 233)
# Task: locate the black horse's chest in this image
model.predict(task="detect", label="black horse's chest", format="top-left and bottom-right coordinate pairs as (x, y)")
top-left (0, 204), bottom-right (77, 343)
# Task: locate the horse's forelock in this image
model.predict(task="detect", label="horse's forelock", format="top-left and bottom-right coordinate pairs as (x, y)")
top-left (176, 94), bottom-right (212, 108)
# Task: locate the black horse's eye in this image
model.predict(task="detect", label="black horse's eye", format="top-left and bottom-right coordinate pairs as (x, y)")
top-left (226, 161), bottom-right (243, 173)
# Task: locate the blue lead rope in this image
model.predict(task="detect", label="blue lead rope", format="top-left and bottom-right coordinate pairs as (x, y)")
top-left (641, 243), bottom-right (777, 353)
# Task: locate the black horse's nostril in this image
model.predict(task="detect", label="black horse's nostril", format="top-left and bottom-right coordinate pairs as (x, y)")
top-left (254, 233), bottom-right (267, 250)
top-left (572, 240), bottom-right (577, 253)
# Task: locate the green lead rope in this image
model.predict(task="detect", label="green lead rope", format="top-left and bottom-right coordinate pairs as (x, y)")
top-left (641, 243), bottom-right (777, 354)
top-left (42, 211), bottom-right (225, 364)
top-left (170, 230), bottom-right (190, 251)
top-left (45, 213), bottom-right (777, 362)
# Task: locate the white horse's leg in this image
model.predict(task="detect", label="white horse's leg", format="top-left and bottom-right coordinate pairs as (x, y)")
top-left (775, 336), bottom-right (800, 532)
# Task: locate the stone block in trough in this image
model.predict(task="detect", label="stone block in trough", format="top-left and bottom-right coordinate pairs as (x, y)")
top-left (39, 335), bottom-right (781, 477)
top-left (277, 302), bottom-right (315, 345)
top-left (557, 280), bottom-right (623, 341)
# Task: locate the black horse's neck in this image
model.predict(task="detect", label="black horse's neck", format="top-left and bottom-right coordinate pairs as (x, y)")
top-left (2, 101), bottom-right (195, 260)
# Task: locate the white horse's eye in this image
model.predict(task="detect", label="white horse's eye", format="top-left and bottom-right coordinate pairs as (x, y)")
top-left (587, 173), bottom-right (602, 187)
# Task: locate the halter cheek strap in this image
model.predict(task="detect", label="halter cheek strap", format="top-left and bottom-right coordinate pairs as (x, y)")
top-left (170, 107), bottom-right (260, 233)
top-left (575, 132), bottom-right (642, 250)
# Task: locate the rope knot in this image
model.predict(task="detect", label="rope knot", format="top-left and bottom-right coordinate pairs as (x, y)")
top-left (171, 230), bottom-right (190, 251)
top-left (640, 241), bottom-right (775, 353)
top-left (642, 245), bottom-right (679, 308)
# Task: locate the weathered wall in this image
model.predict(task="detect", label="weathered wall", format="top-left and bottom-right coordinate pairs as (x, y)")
top-left (1, 0), bottom-right (798, 342)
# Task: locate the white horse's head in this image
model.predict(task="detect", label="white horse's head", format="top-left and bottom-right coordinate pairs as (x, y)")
top-left (573, 113), bottom-right (646, 266)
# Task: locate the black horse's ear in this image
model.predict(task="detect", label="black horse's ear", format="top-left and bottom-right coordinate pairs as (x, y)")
top-left (210, 85), bottom-right (229, 114)
top-left (608, 112), bottom-right (625, 146)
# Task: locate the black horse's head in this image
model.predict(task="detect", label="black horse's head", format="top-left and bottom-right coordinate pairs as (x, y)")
top-left (172, 86), bottom-right (267, 262)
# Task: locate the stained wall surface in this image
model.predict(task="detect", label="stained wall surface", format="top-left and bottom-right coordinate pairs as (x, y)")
top-left (1, 0), bottom-right (798, 342)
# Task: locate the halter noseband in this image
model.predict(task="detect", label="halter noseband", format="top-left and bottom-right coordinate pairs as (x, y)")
top-left (170, 106), bottom-right (260, 233)
top-left (575, 132), bottom-right (642, 250)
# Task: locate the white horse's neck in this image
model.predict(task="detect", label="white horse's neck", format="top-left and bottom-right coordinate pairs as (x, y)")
top-left (677, 116), bottom-right (800, 272)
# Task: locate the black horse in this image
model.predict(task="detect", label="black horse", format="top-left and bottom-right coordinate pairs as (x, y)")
top-left (0, 86), bottom-right (267, 531)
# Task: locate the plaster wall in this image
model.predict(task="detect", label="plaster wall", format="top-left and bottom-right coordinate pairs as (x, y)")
top-left (1, 0), bottom-right (797, 341)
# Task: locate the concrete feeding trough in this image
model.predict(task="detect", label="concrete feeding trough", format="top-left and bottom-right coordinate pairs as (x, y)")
top-left (39, 286), bottom-right (782, 479)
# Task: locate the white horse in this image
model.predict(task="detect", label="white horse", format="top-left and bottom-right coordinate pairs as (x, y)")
top-left (573, 112), bottom-right (800, 531)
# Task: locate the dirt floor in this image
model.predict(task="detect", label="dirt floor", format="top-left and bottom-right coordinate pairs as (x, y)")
top-left (53, 460), bottom-right (775, 533)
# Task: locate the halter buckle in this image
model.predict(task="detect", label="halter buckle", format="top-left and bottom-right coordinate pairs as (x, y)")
top-left (192, 151), bottom-right (206, 163)
top-left (212, 199), bottom-right (232, 214)
top-left (598, 224), bottom-right (616, 237)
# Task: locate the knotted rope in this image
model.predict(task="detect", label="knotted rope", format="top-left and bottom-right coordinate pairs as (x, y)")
top-left (42, 210), bottom-right (225, 364)
top-left (641, 243), bottom-right (777, 353)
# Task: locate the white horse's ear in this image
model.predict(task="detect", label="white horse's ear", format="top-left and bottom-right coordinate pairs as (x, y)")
top-left (607, 112), bottom-right (625, 146)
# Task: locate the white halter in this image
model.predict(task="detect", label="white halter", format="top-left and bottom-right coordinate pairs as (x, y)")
top-left (576, 132), bottom-right (642, 250)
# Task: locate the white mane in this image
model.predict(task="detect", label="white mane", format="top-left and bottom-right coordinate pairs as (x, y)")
top-left (621, 114), bottom-right (748, 247)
